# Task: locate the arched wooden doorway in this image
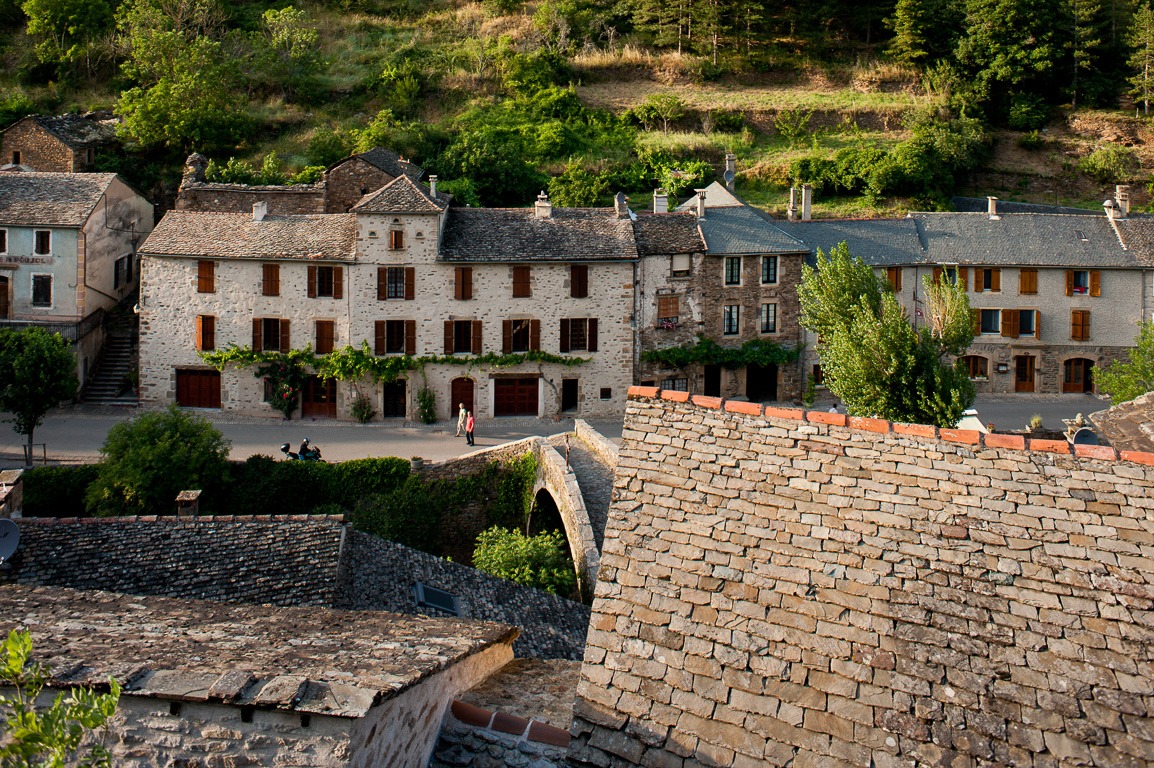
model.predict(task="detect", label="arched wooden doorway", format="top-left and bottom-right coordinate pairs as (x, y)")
top-left (1063, 358), bottom-right (1095, 393)
top-left (450, 377), bottom-right (475, 419)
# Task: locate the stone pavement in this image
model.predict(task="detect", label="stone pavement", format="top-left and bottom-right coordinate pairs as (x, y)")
top-left (550, 434), bottom-right (613, 550)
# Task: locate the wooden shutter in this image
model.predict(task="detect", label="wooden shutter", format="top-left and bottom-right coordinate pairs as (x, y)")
top-left (279, 319), bottom-right (290, 352)
top-left (454, 268), bottom-right (463, 300)
top-left (932, 266), bottom-right (942, 285)
top-left (572, 265), bottom-right (588, 298)
top-left (307, 266), bottom-right (317, 298)
top-left (263, 264), bottom-right (279, 296)
top-left (971, 309), bottom-right (980, 336)
top-left (405, 267), bottom-right (415, 300)
top-left (201, 315), bottom-right (216, 351)
top-left (471, 321), bottom-right (482, 354)
top-left (1066, 270), bottom-right (1074, 296)
top-left (315, 320), bottom-right (334, 354)
top-left (375, 321), bottom-right (386, 355)
top-left (588, 318), bottom-right (598, 352)
top-left (1081, 310), bottom-right (1090, 341)
top-left (502, 320), bottom-right (513, 354)
top-left (252, 318), bottom-right (262, 351)
top-left (1090, 270), bottom-right (1101, 297)
top-left (333, 267), bottom-right (343, 300)
top-left (405, 320), bottom-right (416, 355)
top-left (390, 230), bottom-right (403, 250)
top-left (560, 318), bottom-right (571, 353)
top-left (455, 267), bottom-right (473, 300)
top-left (991, 268), bottom-right (1001, 292)
top-left (377, 268), bottom-right (387, 300)
top-left (974, 269), bottom-right (984, 293)
top-left (196, 315), bottom-right (203, 350)
top-left (513, 266), bottom-right (530, 297)
top-left (887, 267), bottom-right (901, 292)
top-left (1035, 311), bottom-right (1041, 340)
top-left (198, 261), bottom-right (215, 293)
top-left (1001, 309), bottom-right (1017, 338)
top-left (1020, 269), bottom-right (1037, 295)
top-left (530, 319), bottom-right (540, 351)
top-left (444, 320), bottom-right (453, 354)
top-left (959, 267), bottom-right (968, 291)
top-left (657, 295), bottom-right (678, 320)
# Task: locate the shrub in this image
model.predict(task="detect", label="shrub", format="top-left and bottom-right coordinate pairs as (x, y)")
top-left (306, 128), bottom-right (351, 167)
top-left (774, 107), bottom-right (813, 147)
top-left (417, 387), bottom-right (436, 424)
top-left (1007, 92), bottom-right (1049, 131)
top-left (547, 163), bottom-right (609, 206)
top-left (473, 527), bottom-right (576, 596)
top-left (350, 392), bottom-right (376, 423)
top-left (1080, 146), bottom-right (1136, 183)
top-left (352, 476), bottom-right (442, 553)
top-left (21, 464), bottom-right (101, 517)
top-left (221, 455), bottom-right (409, 515)
top-left (1017, 130), bottom-right (1045, 150)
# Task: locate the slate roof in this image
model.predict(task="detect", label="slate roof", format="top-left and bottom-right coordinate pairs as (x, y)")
top-left (631, 212), bottom-right (705, 255)
top-left (351, 174), bottom-right (450, 214)
top-left (782, 218), bottom-right (928, 266)
top-left (1112, 218), bottom-right (1154, 266)
top-left (439, 207), bottom-right (639, 262)
top-left (142, 211), bottom-right (356, 261)
top-left (951, 196), bottom-right (1107, 217)
top-left (0, 585), bottom-right (518, 718)
top-left (1090, 392), bottom-right (1154, 453)
top-left (348, 147), bottom-right (423, 180)
top-left (0, 172), bottom-right (117, 227)
top-left (18, 113), bottom-right (119, 149)
top-left (675, 181), bottom-right (807, 255)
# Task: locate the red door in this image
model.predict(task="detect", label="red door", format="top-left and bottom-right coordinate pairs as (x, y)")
top-left (176, 369), bottom-right (221, 408)
top-left (494, 378), bottom-right (539, 416)
top-left (302, 376), bottom-right (337, 418)
top-left (451, 377), bottom-right (474, 418)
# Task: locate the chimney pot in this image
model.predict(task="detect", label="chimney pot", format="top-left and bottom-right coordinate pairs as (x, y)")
top-left (253, 201), bottom-right (268, 222)
top-left (787, 187), bottom-right (798, 221)
top-left (1104, 199), bottom-right (1117, 220)
top-left (614, 191), bottom-right (630, 219)
top-left (429, 175), bottom-right (437, 198)
top-left (987, 196), bottom-right (999, 220)
top-left (801, 184), bottom-right (812, 221)
top-left (695, 189), bottom-right (707, 219)
top-left (653, 188), bottom-right (668, 214)
top-left (1116, 184), bottom-right (1130, 218)
top-left (725, 153), bottom-right (737, 193)
top-left (535, 191), bottom-right (552, 219)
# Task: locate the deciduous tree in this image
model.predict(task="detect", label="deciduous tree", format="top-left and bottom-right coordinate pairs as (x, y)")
top-left (473, 527), bottom-right (576, 596)
top-left (1096, 319), bottom-right (1154, 402)
top-left (0, 327), bottom-right (78, 466)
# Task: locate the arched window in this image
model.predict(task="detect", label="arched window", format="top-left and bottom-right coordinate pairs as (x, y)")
top-left (961, 355), bottom-right (988, 379)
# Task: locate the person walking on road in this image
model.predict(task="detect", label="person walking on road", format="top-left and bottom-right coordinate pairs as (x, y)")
top-left (465, 411), bottom-right (476, 446)
top-left (455, 403), bottom-right (467, 437)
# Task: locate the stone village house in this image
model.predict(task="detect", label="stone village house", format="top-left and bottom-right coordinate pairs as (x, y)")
top-left (0, 113), bottom-right (119, 173)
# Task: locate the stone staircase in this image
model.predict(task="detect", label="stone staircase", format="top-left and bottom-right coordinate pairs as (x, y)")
top-left (83, 332), bottom-right (137, 406)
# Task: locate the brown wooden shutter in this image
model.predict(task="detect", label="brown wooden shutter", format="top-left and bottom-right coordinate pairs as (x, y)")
top-left (588, 318), bottom-right (598, 352)
top-left (198, 315), bottom-right (215, 351)
top-left (280, 319), bottom-right (290, 351)
top-left (572, 265), bottom-right (588, 298)
top-left (975, 269), bottom-right (984, 293)
top-left (463, 268), bottom-right (473, 300)
top-left (196, 315), bottom-right (203, 350)
top-left (405, 267), bottom-right (415, 300)
top-left (405, 320), bottom-right (416, 355)
top-left (971, 309), bottom-right (980, 336)
top-left (308, 266), bottom-right (317, 298)
top-left (252, 318), bottom-right (262, 351)
top-left (377, 268), bottom-right (387, 300)
top-left (454, 268), bottom-right (464, 300)
top-left (444, 320), bottom-right (453, 354)
top-left (560, 318), bottom-right (571, 353)
top-left (1001, 309), bottom-right (1017, 338)
top-left (959, 267), bottom-right (968, 291)
top-left (1035, 311), bottom-right (1041, 340)
top-left (315, 321), bottom-right (334, 354)
top-left (1019, 269), bottom-right (1033, 294)
top-left (513, 266), bottom-right (530, 297)
top-left (375, 321), bottom-right (386, 355)
top-left (1071, 310), bottom-right (1082, 341)
top-left (502, 320), bottom-right (513, 354)
top-left (1066, 270), bottom-right (1074, 296)
top-left (1082, 310), bottom-right (1090, 340)
top-left (991, 268), bottom-right (1001, 292)
top-left (263, 264), bottom-right (279, 296)
top-left (530, 319), bottom-right (540, 351)
top-left (197, 261), bottom-right (215, 293)
top-left (333, 267), bottom-right (343, 300)
top-left (932, 266), bottom-right (942, 284)
top-left (1090, 270), bottom-right (1101, 297)
top-left (471, 321), bottom-right (482, 354)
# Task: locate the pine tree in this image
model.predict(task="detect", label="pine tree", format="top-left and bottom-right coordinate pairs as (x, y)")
top-left (1070, 0), bottom-right (1105, 107)
top-left (887, 0), bottom-right (933, 63)
top-left (1129, 1), bottom-right (1154, 113)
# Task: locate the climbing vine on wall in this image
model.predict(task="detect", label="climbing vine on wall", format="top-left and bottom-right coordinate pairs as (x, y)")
top-left (641, 334), bottom-right (801, 370)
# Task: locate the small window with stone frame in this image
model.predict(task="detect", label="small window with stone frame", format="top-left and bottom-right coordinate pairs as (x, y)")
top-left (761, 256), bottom-right (778, 285)
top-left (510, 319), bottom-right (531, 352)
top-left (723, 304), bottom-right (740, 335)
top-left (453, 320), bottom-right (473, 353)
top-left (724, 256), bottom-right (742, 286)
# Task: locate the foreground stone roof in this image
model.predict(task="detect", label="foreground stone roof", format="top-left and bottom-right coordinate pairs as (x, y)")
top-left (1090, 391), bottom-right (1154, 453)
top-left (142, 211), bottom-right (356, 260)
top-left (439, 207), bottom-right (639, 262)
top-left (352, 174), bottom-right (450, 214)
top-left (0, 172), bottom-right (116, 226)
top-left (631, 212), bottom-right (705, 255)
top-left (0, 585), bottom-right (518, 718)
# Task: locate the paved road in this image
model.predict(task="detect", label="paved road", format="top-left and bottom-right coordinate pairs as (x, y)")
top-left (968, 394), bottom-right (1109, 433)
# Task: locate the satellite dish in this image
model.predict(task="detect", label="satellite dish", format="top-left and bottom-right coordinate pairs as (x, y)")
top-left (723, 169), bottom-right (736, 183)
top-left (0, 519), bottom-right (18, 564)
top-left (1072, 428), bottom-right (1099, 446)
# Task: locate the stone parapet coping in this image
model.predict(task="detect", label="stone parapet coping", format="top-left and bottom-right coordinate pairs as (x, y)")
top-left (627, 385), bottom-right (1154, 466)
top-left (449, 700), bottom-right (570, 748)
top-left (18, 514), bottom-right (346, 525)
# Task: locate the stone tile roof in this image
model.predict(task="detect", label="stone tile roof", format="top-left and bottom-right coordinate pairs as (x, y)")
top-left (1090, 392), bottom-right (1154, 453)
top-left (951, 196), bottom-right (1108, 217)
top-left (25, 113), bottom-right (119, 148)
top-left (142, 211), bottom-right (356, 261)
top-left (0, 585), bottom-right (518, 718)
top-left (675, 182), bottom-right (807, 255)
top-left (911, 212), bottom-right (1137, 267)
top-left (351, 147), bottom-right (423, 180)
top-left (1112, 218), bottom-right (1154, 266)
top-left (351, 174), bottom-right (450, 214)
top-left (782, 217), bottom-right (928, 266)
top-left (439, 207), bottom-right (639, 262)
top-left (631, 212), bottom-right (705, 255)
top-left (0, 172), bottom-right (117, 226)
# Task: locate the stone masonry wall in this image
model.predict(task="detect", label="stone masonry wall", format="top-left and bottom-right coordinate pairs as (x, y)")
top-left (570, 387), bottom-right (1154, 768)
top-left (1, 119), bottom-right (75, 171)
top-left (175, 182), bottom-right (326, 214)
top-left (323, 157), bottom-right (397, 213)
top-left (1, 515), bottom-right (345, 605)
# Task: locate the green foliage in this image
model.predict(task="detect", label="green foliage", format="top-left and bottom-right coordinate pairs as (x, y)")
top-left (205, 153), bottom-right (292, 186)
top-left (798, 242), bottom-right (975, 428)
top-left (642, 334), bottom-right (800, 370)
top-left (0, 91), bottom-right (41, 132)
top-left (773, 107), bottom-right (813, 147)
top-left (547, 162), bottom-right (610, 206)
top-left (417, 387), bottom-right (436, 424)
top-left (290, 166), bottom-right (325, 184)
top-left (307, 128), bottom-right (351, 167)
top-left (1129, 2), bottom-right (1154, 115)
top-left (1080, 146), bottom-right (1136, 183)
top-left (223, 454), bottom-right (410, 516)
top-left (253, 6), bottom-right (322, 99)
top-left (473, 527), bottom-right (576, 596)
top-left (351, 392), bottom-right (376, 423)
top-left (21, 0), bottom-right (114, 76)
top-left (1096, 320), bottom-right (1154, 402)
top-left (353, 477), bottom-right (442, 552)
top-left (436, 177), bottom-right (481, 207)
top-left (802, 376), bottom-right (816, 407)
top-left (503, 51), bottom-right (571, 94)
top-left (631, 93), bottom-right (687, 134)
top-left (434, 126), bottom-right (548, 206)
top-left (84, 405), bottom-right (232, 516)
top-left (0, 327), bottom-right (78, 463)
top-left (0, 629), bottom-right (120, 768)
top-left (20, 464), bottom-right (101, 517)
top-left (483, 0), bottom-right (521, 15)
top-left (1017, 130), bottom-right (1045, 150)
top-left (494, 452), bottom-right (537, 528)
top-left (1006, 92), bottom-right (1049, 130)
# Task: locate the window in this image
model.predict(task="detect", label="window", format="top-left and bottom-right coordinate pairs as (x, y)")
top-left (560, 318), bottom-right (597, 352)
top-left (452, 320), bottom-right (476, 354)
top-left (657, 295), bottom-right (679, 326)
top-left (812, 364), bottom-right (825, 386)
top-left (33, 230), bottom-right (51, 255)
top-left (315, 320), bottom-right (335, 354)
top-left (11, 151), bottom-right (19, 165)
top-left (0, 229), bottom-right (7, 254)
top-left (1019, 268), bottom-right (1038, 295)
top-left (663, 377), bottom-right (688, 392)
top-left (723, 304), bottom-right (740, 335)
top-left (762, 256), bottom-right (778, 285)
top-left (375, 320), bottom-right (414, 355)
top-left (31, 274), bottom-right (51, 307)
top-left (1019, 309), bottom-right (1037, 337)
top-left (760, 303), bottom-right (777, 333)
top-left (377, 266), bottom-right (414, 300)
top-left (513, 266), bottom-right (531, 298)
top-left (389, 230), bottom-right (404, 250)
top-left (114, 255), bottom-right (134, 289)
top-left (976, 268), bottom-right (1001, 293)
top-left (254, 318), bottom-right (289, 352)
top-left (1072, 309), bottom-right (1091, 341)
top-left (196, 315), bottom-right (215, 351)
top-left (263, 378), bottom-right (276, 403)
top-left (600, 387), bottom-right (612, 400)
top-left (509, 319), bottom-right (532, 352)
top-left (671, 253), bottom-right (691, 277)
top-left (886, 267), bottom-right (902, 292)
top-left (571, 265), bottom-right (588, 298)
top-left (961, 355), bottom-right (988, 379)
top-left (454, 267), bottom-right (473, 300)
top-left (1067, 270), bottom-right (1100, 297)
top-left (414, 582), bottom-right (459, 616)
top-left (725, 256), bottom-right (742, 285)
top-left (308, 265), bottom-right (341, 298)
top-left (979, 309), bottom-right (1000, 334)
top-left (387, 267), bottom-right (405, 299)
top-left (197, 261), bottom-right (215, 293)
top-left (262, 264), bottom-right (280, 296)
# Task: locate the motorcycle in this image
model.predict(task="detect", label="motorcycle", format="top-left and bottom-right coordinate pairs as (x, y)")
top-left (281, 438), bottom-right (323, 462)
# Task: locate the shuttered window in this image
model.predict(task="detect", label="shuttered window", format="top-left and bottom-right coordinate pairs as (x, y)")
top-left (307, 266), bottom-right (343, 299)
top-left (1019, 269), bottom-right (1038, 295)
top-left (375, 319), bottom-right (414, 355)
top-left (977, 268), bottom-right (1001, 293)
top-left (671, 254), bottom-right (691, 277)
top-left (513, 266), bottom-right (531, 297)
top-left (454, 267), bottom-right (473, 300)
top-left (34, 230), bottom-right (51, 255)
top-left (571, 265), bottom-right (588, 298)
top-left (315, 320), bottom-right (335, 354)
top-left (657, 295), bottom-right (679, 324)
top-left (262, 264), bottom-right (280, 296)
top-left (377, 267), bottom-right (414, 300)
top-left (1071, 310), bottom-right (1091, 341)
top-left (1067, 270), bottom-right (1094, 296)
top-left (886, 267), bottom-right (902, 292)
top-left (196, 315), bottom-right (215, 351)
top-left (197, 261), bottom-right (215, 293)
top-left (961, 355), bottom-right (988, 379)
top-left (253, 318), bottom-right (290, 352)
top-left (445, 320), bottom-right (481, 354)
top-left (1000, 308), bottom-right (1018, 338)
top-left (503, 319), bottom-right (539, 353)
top-left (389, 230), bottom-right (404, 250)
top-left (1019, 309), bottom-right (1037, 337)
top-left (561, 318), bottom-right (597, 352)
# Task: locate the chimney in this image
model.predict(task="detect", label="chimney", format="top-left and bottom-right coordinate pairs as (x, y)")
top-left (534, 191), bottom-right (552, 219)
top-left (725, 153), bottom-right (737, 193)
top-left (1104, 199), bottom-right (1117, 220)
top-left (1116, 185), bottom-right (1130, 218)
top-left (429, 175), bottom-right (437, 198)
top-left (653, 188), bottom-right (669, 214)
top-left (787, 187), bottom-right (799, 221)
top-left (614, 191), bottom-right (630, 219)
top-left (253, 201), bottom-right (268, 222)
top-left (695, 189), bottom-right (707, 219)
top-left (801, 184), bottom-right (812, 221)
top-left (987, 196), bottom-right (999, 220)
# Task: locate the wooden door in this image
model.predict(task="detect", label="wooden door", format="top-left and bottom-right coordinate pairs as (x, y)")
top-left (451, 378), bottom-right (475, 419)
top-left (381, 380), bottom-right (406, 418)
top-left (176, 369), bottom-right (221, 408)
top-left (301, 376), bottom-right (337, 418)
top-left (1063, 359), bottom-right (1094, 393)
top-left (1015, 356), bottom-right (1035, 393)
top-left (494, 378), bottom-right (539, 416)
top-left (0, 276), bottom-right (8, 319)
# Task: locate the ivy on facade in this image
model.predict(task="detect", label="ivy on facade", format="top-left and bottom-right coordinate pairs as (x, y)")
top-left (641, 334), bottom-right (801, 370)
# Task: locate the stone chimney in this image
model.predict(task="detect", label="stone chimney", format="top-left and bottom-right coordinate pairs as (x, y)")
top-left (1116, 185), bottom-right (1130, 218)
top-left (253, 201), bottom-right (268, 222)
top-left (176, 490), bottom-right (202, 517)
top-left (801, 184), bottom-right (812, 221)
top-left (614, 191), bottom-right (630, 219)
top-left (987, 196), bottom-right (999, 220)
top-left (653, 188), bottom-right (669, 214)
top-left (695, 189), bottom-right (708, 219)
top-left (725, 153), bottom-right (737, 193)
top-left (429, 175), bottom-right (437, 198)
top-left (787, 187), bottom-right (798, 221)
top-left (534, 191), bottom-right (552, 219)
top-left (183, 153), bottom-right (208, 184)
top-left (1104, 199), bottom-right (1118, 220)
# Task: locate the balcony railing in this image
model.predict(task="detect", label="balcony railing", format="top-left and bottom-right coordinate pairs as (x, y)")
top-left (0, 307), bottom-right (105, 342)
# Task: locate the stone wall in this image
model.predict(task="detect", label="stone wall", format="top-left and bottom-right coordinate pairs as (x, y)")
top-left (574, 419), bottom-right (619, 468)
top-left (570, 387), bottom-right (1154, 768)
top-left (324, 157), bottom-right (397, 213)
top-left (0, 515), bottom-right (345, 605)
top-left (1, 118), bottom-right (76, 171)
top-left (334, 530), bottom-right (590, 660)
top-left (175, 182), bottom-right (326, 214)
top-left (536, 440), bottom-right (600, 599)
